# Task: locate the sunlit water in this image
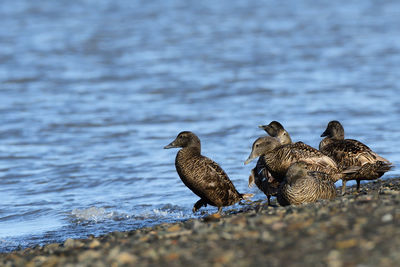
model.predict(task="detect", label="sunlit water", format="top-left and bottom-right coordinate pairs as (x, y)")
top-left (1, 0), bottom-right (400, 252)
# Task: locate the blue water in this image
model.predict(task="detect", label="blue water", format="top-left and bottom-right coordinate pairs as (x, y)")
top-left (1, 0), bottom-right (400, 252)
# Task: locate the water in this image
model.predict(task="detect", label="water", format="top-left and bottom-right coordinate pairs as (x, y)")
top-left (1, 0), bottom-right (400, 252)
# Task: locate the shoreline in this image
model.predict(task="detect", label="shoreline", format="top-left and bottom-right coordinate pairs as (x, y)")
top-left (1, 178), bottom-right (399, 266)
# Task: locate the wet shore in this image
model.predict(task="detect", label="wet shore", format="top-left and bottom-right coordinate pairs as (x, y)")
top-left (1, 178), bottom-right (399, 267)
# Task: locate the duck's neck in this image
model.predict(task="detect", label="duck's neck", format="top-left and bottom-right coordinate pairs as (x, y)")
top-left (319, 137), bottom-right (333, 150)
top-left (278, 133), bottom-right (292, 145)
top-left (331, 127), bottom-right (345, 140)
top-left (263, 150), bottom-right (281, 170)
top-left (177, 145), bottom-right (201, 161)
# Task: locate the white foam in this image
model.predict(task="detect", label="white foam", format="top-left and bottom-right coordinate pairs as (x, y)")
top-left (71, 207), bottom-right (120, 222)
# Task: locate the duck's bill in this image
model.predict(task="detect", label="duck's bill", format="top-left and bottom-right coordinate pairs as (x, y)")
top-left (164, 141), bottom-right (177, 149)
top-left (320, 130), bottom-right (329, 137)
top-left (244, 155), bottom-right (256, 165)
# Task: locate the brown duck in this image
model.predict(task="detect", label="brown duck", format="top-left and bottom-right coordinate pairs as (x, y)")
top-left (245, 136), bottom-right (342, 183)
top-left (277, 161), bottom-right (337, 206)
top-left (320, 120), bottom-right (392, 195)
top-left (249, 121), bottom-right (291, 205)
top-left (259, 121), bottom-right (292, 145)
top-left (164, 131), bottom-right (252, 214)
top-left (247, 156), bottom-right (280, 206)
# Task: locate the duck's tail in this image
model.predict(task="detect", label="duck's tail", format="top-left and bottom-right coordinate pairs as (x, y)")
top-left (343, 161), bottom-right (393, 181)
top-left (375, 161), bottom-right (393, 174)
top-left (241, 193), bottom-right (254, 199)
top-left (248, 169), bottom-right (255, 188)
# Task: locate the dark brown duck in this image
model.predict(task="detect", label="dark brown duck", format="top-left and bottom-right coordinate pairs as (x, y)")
top-left (277, 161), bottom-right (337, 206)
top-left (247, 156), bottom-right (280, 206)
top-left (245, 136), bottom-right (341, 183)
top-left (259, 121), bottom-right (292, 145)
top-left (164, 131), bottom-right (252, 214)
top-left (319, 120), bottom-right (393, 194)
top-left (249, 121), bottom-right (291, 205)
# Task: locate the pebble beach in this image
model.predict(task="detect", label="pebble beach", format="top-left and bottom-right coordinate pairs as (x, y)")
top-left (1, 178), bottom-right (399, 267)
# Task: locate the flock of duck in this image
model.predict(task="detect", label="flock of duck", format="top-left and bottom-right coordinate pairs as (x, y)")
top-left (164, 120), bottom-right (393, 214)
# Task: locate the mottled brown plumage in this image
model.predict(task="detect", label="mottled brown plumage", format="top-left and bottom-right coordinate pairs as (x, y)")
top-left (259, 121), bottom-right (292, 145)
top-left (277, 162), bottom-right (337, 206)
top-left (245, 136), bottom-right (341, 183)
top-left (320, 120), bottom-right (393, 195)
top-left (165, 131), bottom-right (252, 214)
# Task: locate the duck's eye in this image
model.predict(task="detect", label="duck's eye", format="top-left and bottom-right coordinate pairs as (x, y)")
top-left (255, 144), bottom-right (259, 147)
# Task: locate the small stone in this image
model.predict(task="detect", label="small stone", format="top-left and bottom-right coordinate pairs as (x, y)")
top-left (44, 243), bottom-right (59, 253)
top-left (271, 222), bottom-right (286, 231)
top-left (63, 239), bottom-right (75, 248)
top-left (77, 250), bottom-right (101, 262)
top-left (29, 256), bottom-right (48, 265)
top-left (326, 250), bottom-right (342, 267)
top-left (117, 252), bottom-right (137, 265)
top-left (260, 217), bottom-right (280, 225)
top-left (203, 213), bottom-right (221, 222)
top-left (164, 253), bottom-right (179, 261)
top-left (107, 247), bottom-right (121, 260)
top-left (261, 231), bottom-right (273, 242)
top-left (335, 239), bottom-right (357, 249)
top-left (214, 250), bottom-right (235, 264)
top-left (89, 239), bottom-right (101, 249)
top-left (381, 213), bottom-right (393, 222)
top-left (167, 224), bottom-right (181, 232)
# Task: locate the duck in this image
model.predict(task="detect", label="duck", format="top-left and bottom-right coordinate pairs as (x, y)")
top-left (248, 121), bottom-right (291, 205)
top-left (319, 120), bottom-right (393, 195)
top-left (245, 136), bottom-right (342, 183)
top-left (277, 161), bottom-right (337, 206)
top-left (259, 121), bottom-right (292, 145)
top-left (164, 131), bottom-right (252, 214)
top-left (247, 156), bottom-right (280, 206)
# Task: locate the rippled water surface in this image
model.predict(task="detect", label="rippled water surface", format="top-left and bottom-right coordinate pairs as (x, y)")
top-left (1, 0), bottom-right (400, 252)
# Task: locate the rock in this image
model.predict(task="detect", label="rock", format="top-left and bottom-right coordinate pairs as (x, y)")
top-left (326, 250), bottom-right (342, 267)
top-left (167, 224), bottom-right (181, 232)
top-left (164, 252), bottom-right (179, 261)
top-left (203, 213), bottom-right (221, 222)
top-left (117, 252), bottom-right (137, 265)
top-left (43, 243), bottom-right (59, 254)
top-left (381, 213), bottom-right (393, 222)
top-left (335, 239), bottom-right (358, 249)
top-left (63, 238), bottom-right (83, 249)
top-left (88, 239), bottom-right (101, 249)
top-left (77, 250), bottom-right (101, 262)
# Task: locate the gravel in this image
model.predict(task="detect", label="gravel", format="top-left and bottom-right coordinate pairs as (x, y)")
top-left (1, 178), bottom-right (399, 267)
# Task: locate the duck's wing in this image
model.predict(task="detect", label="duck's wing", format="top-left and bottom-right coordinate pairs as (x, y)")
top-left (322, 139), bottom-right (391, 167)
top-left (287, 142), bottom-right (338, 169)
top-left (201, 156), bottom-right (242, 202)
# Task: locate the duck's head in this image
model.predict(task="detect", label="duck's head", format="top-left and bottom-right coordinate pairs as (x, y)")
top-left (164, 131), bottom-right (201, 149)
top-left (320, 120), bottom-right (345, 139)
top-left (259, 121), bottom-right (292, 144)
top-left (244, 136), bottom-right (280, 165)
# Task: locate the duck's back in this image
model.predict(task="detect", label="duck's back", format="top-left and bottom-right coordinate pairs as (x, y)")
top-left (320, 138), bottom-right (389, 167)
top-left (266, 142), bottom-right (338, 181)
top-left (175, 148), bottom-right (242, 207)
top-left (278, 169), bottom-right (337, 206)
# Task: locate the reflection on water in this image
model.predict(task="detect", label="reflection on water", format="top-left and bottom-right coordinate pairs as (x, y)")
top-left (1, 0), bottom-right (400, 252)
